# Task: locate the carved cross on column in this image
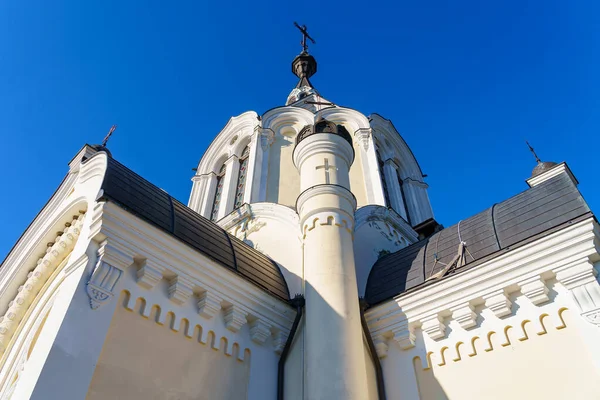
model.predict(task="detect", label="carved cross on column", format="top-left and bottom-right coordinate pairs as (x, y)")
top-left (316, 158), bottom-right (337, 184)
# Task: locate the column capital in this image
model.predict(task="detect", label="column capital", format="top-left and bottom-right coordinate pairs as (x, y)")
top-left (383, 158), bottom-right (400, 169)
top-left (255, 126), bottom-right (274, 151)
top-left (354, 127), bottom-right (372, 151)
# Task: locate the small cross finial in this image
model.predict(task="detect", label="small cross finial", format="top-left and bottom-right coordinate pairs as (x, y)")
top-left (525, 141), bottom-right (541, 164)
top-left (294, 22), bottom-right (315, 53)
top-left (102, 125), bottom-right (117, 147)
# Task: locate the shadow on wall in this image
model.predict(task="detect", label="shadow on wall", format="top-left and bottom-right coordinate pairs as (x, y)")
top-left (412, 356), bottom-right (448, 400)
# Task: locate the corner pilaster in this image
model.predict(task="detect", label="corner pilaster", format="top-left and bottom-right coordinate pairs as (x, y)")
top-left (555, 260), bottom-right (600, 326)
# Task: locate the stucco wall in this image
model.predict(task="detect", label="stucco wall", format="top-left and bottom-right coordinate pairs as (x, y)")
top-left (86, 301), bottom-right (250, 400)
top-left (284, 318), bottom-right (305, 400)
top-left (363, 336), bottom-right (379, 400)
top-left (381, 300), bottom-right (600, 400)
top-left (266, 134), bottom-right (299, 207)
top-left (349, 144), bottom-right (367, 208)
top-left (413, 308), bottom-right (600, 399)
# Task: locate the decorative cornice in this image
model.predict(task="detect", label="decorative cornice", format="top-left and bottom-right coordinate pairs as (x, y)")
top-left (519, 277), bottom-right (550, 305)
top-left (272, 330), bottom-right (289, 355)
top-left (365, 218), bottom-right (599, 346)
top-left (256, 126), bottom-right (275, 151)
top-left (353, 128), bottom-right (372, 151)
top-left (421, 315), bottom-right (446, 340)
top-left (197, 291), bottom-right (222, 319)
top-left (224, 305), bottom-right (248, 332)
top-left (86, 239), bottom-right (132, 310)
top-left (483, 291), bottom-right (513, 319)
top-left (451, 303), bottom-right (477, 330)
top-left (168, 276), bottom-right (194, 305)
top-left (554, 259), bottom-right (600, 327)
top-left (412, 308), bottom-right (572, 371)
top-left (249, 319), bottom-right (272, 344)
top-left (120, 290), bottom-right (251, 362)
top-left (93, 202), bottom-right (297, 351)
top-left (136, 262), bottom-right (163, 290)
top-left (354, 205), bottom-right (418, 243)
top-left (0, 214), bottom-right (84, 354)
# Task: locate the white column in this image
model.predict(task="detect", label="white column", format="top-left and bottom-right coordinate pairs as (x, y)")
top-left (251, 127), bottom-right (274, 203)
top-left (243, 130), bottom-right (260, 204)
top-left (188, 173), bottom-right (209, 214)
top-left (383, 159), bottom-right (408, 221)
top-left (357, 129), bottom-right (386, 206)
top-left (401, 178), bottom-right (433, 225)
top-left (554, 259), bottom-right (600, 373)
top-left (199, 173), bottom-right (217, 218)
top-left (217, 155), bottom-right (240, 220)
top-left (15, 240), bottom-right (133, 400)
top-left (294, 132), bottom-right (369, 400)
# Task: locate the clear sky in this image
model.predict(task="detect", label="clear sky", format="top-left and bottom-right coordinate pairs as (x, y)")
top-left (1, 1), bottom-right (599, 261)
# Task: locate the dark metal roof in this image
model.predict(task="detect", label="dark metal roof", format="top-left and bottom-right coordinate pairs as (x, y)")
top-left (91, 153), bottom-right (290, 302)
top-left (365, 172), bottom-right (592, 305)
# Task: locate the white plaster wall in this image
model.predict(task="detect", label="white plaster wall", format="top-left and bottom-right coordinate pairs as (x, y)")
top-left (86, 292), bottom-right (251, 400)
top-left (363, 336), bottom-right (379, 400)
top-left (226, 203), bottom-right (303, 296)
top-left (266, 133), bottom-right (300, 207)
top-left (354, 220), bottom-right (411, 296)
top-left (284, 318), bottom-right (304, 400)
top-left (380, 292), bottom-right (600, 400)
top-left (349, 143), bottom-right (368, 207)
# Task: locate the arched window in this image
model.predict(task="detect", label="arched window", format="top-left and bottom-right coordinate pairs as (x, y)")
top-left (234, 146), bottom-right (250, 209)
top-left (211, 164), bottom-right (226, 221)
top-left (376, 148), bottom-right (391, 207)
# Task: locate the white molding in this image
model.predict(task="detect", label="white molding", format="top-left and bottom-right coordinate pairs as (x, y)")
top-left (224, 305), bottom-right (248, 333)
top-left (483, 290), bottom-right (513, 319)
top-left (197, 291), bottom-right (223, 319)
top-left (167, 276), bottom-right (194, 305)
top-left (526, 162), bottom-right (578, 187)
top-left (365, 218), bottom-right (600, 350)
top-left (451, 303), bottom-right (477, 330)
top-left (136, 262), bottom-right (163, 290)
top-left (91, 201), bottom-right (296, 345)
top-left (249, 319), bottom-right (272, 344)
top-left (355, 205), bottom-right (418, 243)
top-left (519, 276), bottom-right (550, 305)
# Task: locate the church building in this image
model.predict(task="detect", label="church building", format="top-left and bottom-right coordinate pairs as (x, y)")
top-left (0, 27), bottom-right (599, 400)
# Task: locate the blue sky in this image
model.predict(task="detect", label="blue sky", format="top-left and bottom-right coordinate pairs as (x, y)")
top-left (1, 1), bottom-right (599, 260)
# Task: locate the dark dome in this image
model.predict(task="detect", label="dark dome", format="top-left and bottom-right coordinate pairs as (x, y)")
top-left (532, 161), bottom-right (557, 177)
top-left (90, 144), bottom-right (113, 158)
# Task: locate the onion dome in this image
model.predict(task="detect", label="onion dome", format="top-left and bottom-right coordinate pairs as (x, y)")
top-left (89, 144), bottom-right (113, 158)
top-left (526, 141), bottom-right (556, 178)
top-left (287, 51), bottom-right (319, 105)
top-left (531, 161), bottom-right (558, 177)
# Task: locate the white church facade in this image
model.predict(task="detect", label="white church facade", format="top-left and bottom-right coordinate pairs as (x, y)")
top-left (1, 32), bottom-right (600, 400)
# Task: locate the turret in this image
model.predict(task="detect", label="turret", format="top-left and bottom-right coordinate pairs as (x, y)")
top-left (293, 117), bottom-right (369, 399)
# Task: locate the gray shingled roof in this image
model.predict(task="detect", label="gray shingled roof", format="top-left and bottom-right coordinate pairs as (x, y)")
top-left (365, 171), bottom-right (592, 305)
top-left (90, 153), bottom-right (290, 302)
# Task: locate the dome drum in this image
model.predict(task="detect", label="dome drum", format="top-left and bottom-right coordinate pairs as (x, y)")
top-left (295, 120), bottom-right (353, 148)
